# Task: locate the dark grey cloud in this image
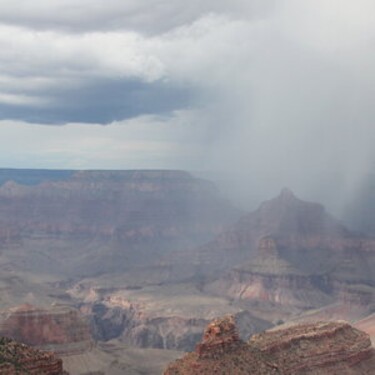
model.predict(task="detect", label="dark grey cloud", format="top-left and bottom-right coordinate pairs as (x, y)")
top-left (0, 79), bottom-right (195, 124)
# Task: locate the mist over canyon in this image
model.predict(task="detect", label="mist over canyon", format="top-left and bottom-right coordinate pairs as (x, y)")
top-left (0, 168), bottom-right (373, 374)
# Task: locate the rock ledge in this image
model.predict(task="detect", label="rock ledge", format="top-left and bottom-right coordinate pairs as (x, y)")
top-left (164, 317), bottom-right (375, 374)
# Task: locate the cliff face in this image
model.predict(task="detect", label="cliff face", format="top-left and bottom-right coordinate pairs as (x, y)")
top-left (0, 304), bottom-right (93, 355)
top-left (0, 336), bottom-right (68, 375)
top-left (0, 170), bottom-right (239, 277)
top-left (164, 317), bottom-right (375, 375)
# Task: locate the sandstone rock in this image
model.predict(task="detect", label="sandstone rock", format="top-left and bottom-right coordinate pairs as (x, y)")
top-left (195, 316), bottom-right (243, 359)
top-left (164, 317), bottom-right (375, 374)
top-left (0, 336), bottom-right (69, 374)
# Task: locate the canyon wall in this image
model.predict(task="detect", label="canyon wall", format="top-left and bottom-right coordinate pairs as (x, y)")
top-left (0, 304), bottom-right (93, 355)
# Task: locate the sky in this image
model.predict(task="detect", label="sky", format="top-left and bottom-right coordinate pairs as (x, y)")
top-left (0, 0), bottom-right (374, 210)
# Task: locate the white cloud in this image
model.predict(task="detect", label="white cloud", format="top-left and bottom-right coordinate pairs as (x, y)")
top-left (0, 92), bottom-right (49, 106)
top-left (0, 24), bottom-right (166, 82)
top-left (0, 0), bottom-right (273, 33)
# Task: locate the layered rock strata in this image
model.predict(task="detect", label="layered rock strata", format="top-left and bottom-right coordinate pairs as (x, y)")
top-left (0, 336), bottom-right (69, 374)
top-left (206, 237), bottom-right (332, 310)
top-left (164, 316), bottom-right (375, 374)
top-left (202, 190), bottom-right (375, 323)
top-left (195, 316), bottom-right (243, 359)
top-left (0, 304), bottom-right (93, 355)
top-left (0, 169), bottom-right (239, 277)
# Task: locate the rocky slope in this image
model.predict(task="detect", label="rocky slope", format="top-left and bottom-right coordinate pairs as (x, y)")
top-left (355, 314), bottom-right (375, 344)
top-left (164, 316), bottom-right (375, 374)
top-left (0, 336), bottom-right (69, 374)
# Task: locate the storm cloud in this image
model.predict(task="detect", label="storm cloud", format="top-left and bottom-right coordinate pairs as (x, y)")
top-left (0, 0), bottom-right (374, 213)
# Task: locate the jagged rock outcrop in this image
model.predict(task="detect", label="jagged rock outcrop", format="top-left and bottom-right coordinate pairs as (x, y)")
top-left (0, 304), bottom-right (93, 355)
top-left (0, 336), bottom-right (69, 374)
top-left (195, 316), bottom-right (243, 359)
top-left (164, 316), bottom-right (375, 374)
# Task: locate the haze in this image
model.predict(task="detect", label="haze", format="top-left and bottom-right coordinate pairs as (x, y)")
top-left (0, 0), bottom-right (374, 212)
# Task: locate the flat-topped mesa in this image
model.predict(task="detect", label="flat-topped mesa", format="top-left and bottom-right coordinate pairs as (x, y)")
top-left (195, 315), bottom-right (243, 359)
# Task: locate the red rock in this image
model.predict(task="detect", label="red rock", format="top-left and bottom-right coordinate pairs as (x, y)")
top-left (0, 336), bottom-right (69, 374)
top-left (164, 317), bottom-right (375, 374)
top-left (195, 316), bottom-right (243, 359)
top-left (0, 305), bottom-right (93, 355)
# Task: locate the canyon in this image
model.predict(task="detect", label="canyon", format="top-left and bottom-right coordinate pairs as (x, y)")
top-left (0, 169), bottom-right (373, 373)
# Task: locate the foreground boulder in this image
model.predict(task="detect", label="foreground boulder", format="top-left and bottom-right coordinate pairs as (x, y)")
top-left (164, 316), bottom-right (375, 374)
top-left (0, 336), bottom-right (69, 374)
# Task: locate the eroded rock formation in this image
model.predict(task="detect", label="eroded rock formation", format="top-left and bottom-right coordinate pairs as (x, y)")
top-left (195, 316), bottom-right (243, 359)
top-left (164, 316), bottom-right (375, 374)
top-left (202, 189), bottom-right (375, 322)
top-left (0, 336), bottom-right (69, 374)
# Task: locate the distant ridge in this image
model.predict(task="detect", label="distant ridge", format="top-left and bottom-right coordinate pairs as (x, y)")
top-left (0, 168), bottom-right (192, 186)
top-left (0, 168), bottom-right (74, 186)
